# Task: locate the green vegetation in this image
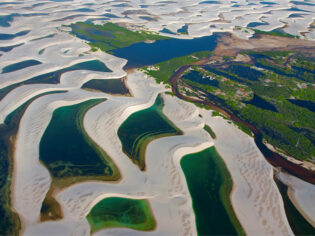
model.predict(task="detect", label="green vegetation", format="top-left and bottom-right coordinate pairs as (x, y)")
top-left (250, 28), bottom-right (300, 39)
top-left (40, 99), bottom-right (120, 187)
top-left (38, 48), bottom-right (45, 55)
top-left (232, 121), bottom-right (253, 137)
top-left (118, 94), bottom-right (182, 170)
top-left (181, 147), bottom-right (244, 235)
top-left (86, 197), bottom-right (156, 233)
top-left (69, 22), bottom-right (168, 52)
top-left (145, 48), bottom-right (315, 161)
top-left (142, 51), bottom-right (213, 84)
top-left (82, 78), bottom-right (130, 95)
top-left (165, 91), bottom-right (175, 96)
top-left (204, 124), bottom-right (216, 139)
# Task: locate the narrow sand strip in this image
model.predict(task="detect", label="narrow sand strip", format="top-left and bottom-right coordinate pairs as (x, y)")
top-left (279, 172), bottom-right (315, 227)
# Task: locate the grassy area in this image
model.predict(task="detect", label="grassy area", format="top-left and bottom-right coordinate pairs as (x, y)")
top-left (69, 22), bottom-right (168, 52)
top-left (86, 197), bottom-right (156, 233)
top-left (250, 28), bottom-right (300, 39)
top-left (204, 124), bottom-right (216, 139)
top-left (142, 46), bottom-right (315, 161)
top-left (118, 94), bottom-right (182, 170)
top-left (232, 120), bottom-right (253, 137)
top-left (141, 51), bottom-right (213, 84)
top-left (178, 51), bottom-right (315, 161)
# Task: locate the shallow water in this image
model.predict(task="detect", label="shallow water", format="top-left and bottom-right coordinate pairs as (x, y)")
top-left (0, 59), bottom-right (111, 100)
top-left (0, 30), bottom-right (30, 40)
top-left (87, 197), bottom-right (155, 233)
top-left (1, 59), bottom-right (41, 74)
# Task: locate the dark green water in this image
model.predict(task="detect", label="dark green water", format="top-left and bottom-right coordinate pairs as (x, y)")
top-left (82, 79), bottom-right (130, 95)
top-left (39, 99), bottom-right (119, 181)
top-left (181, 147), bottom-right (244, 235)
top-left (274, 177), bottom-right (315, 235)
top-left (118, 94), bottom-right (182, 170)
top-left (87, 197), bottom-right (156, 233)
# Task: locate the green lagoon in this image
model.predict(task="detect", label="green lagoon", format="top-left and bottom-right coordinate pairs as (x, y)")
top-left (39, 99), bottom-right (120, 186)
top-left (118, 94), bottom-right (182, 170)
top-left (87, 197), bottom-right (156, 233)
top-left (181, 147), bottom-right (244, 235)
top-left (82, 78), bottom-right (130, 95)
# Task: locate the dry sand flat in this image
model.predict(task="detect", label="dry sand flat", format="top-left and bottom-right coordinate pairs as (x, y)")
top-left (214, 33), bottom-right (315, 56)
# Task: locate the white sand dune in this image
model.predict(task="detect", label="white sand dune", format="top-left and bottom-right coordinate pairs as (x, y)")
top-left (13, 90), bottom-right (110, 227)
top-left (53, 74), bottom-right (212, 236)
top-left (200, 109), bottom-right (294, 235)
top-left (279, 172), bottom-right (315, 227)
top-left (1, 0), bottom-right (314, 235)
